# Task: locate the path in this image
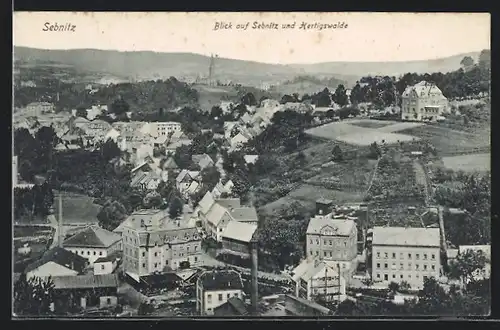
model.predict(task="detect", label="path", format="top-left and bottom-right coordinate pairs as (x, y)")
top-left (413, 160), bottom-right (430, 206)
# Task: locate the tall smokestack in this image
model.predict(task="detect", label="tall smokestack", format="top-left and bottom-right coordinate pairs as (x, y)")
top-left (58, 193), bottom-right (63, 248)
top-left (250, 236), bottom-right (259, 315)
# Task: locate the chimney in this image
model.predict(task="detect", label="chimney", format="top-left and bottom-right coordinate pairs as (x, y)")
top-left (58, 193), bottom-right (63, 248)
top-left (250, 237), bottom-right (259, 316)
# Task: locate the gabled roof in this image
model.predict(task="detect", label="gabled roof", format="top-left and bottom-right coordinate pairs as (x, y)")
top-left (306, 216), bottom-right (356, 236)
top-left (176, 170), bottom-right (199, 184)
top-left (198, 191), bottom-right (215, 215)
top-left (221, 221), bottom-right (257, 243)
top-left (215, 297), bottom-right (250, 315)
top-left (230, 207), bottom-right (258, 223)
top-left (63, 225), bottom-right (121, 248)
top-left (192, 154), bottom-right (214, 168)
top-left (372, 226), bottom-right (440, 247)
top-left (215, 198), bottom-right (241, 209)
top-left (186, 181), bottom-right (200, 194)
top-left (52, 274), bottom-right (119, 290)
top-left (24, 247), bottom-right (88, 274)
top-left (162, 156), bottom-right (179, 170)
top-left (198, 270), bottom-right (243, 291)
top-left (206, 203), bottom-right (232, 227)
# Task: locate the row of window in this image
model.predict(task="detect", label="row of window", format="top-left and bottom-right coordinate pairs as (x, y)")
top-left (376, 251), bottom-right (436, 261)
top-left (376, 273), bottom-right (430, 282)
top-left (207, 292), bottom-right (239, 304)
top-left (141, 256), bottom-right (199, 269)
top-left (309, 250), bottom-right (351, 259)
top-left (309, 239), bottom-right (349, 247)
top-left (72, 250), bottom-right (103, 257)
top-left (376, 262), bottom-right (436, 271)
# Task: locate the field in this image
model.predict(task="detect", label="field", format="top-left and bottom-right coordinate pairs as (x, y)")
top-left (442, 153), bottom-right (490, 172)
top-left (53, 191), bottom-right (101, 224)
top-left (306, 120), bottom-right (420, 146)
top-left (398, 125), bottom-right (490, 156)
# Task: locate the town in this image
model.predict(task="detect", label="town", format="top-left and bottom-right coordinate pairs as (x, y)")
top-left (13, 19), bottom-right (490, 317)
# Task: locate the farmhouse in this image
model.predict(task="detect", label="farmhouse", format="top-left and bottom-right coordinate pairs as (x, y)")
top-left (401, 81), bottom-right (449, 121)
top-left (176, 169), bottom-right (201, 193)
top-left (25, 247), bottom-right (88, 280)
top-left (62, 225), bottom-right (122, 265)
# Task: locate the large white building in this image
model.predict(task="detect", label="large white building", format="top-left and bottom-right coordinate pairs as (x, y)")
top-left (113, 208), bottom-right (202, 277)
top-left (146, 122), bottom-right (182, 138)
top-left (196, 270), bottom-right (245, 315)
top-left (371, 227), bottom-right (441, 290)
top-left (306, 201), bottom-right (358, 274)
top-left (401, 81), bottom-right (449, 121)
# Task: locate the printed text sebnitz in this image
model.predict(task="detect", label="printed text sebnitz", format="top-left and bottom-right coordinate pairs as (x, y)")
top-left (42, 22), bottom-right (76, 32)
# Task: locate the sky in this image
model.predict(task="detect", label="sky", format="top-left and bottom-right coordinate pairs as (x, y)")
top-left (13, 12), bottom-right (490, 64)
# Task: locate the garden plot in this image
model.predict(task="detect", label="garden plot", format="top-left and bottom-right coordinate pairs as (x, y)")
top-left (442, 153), bottom-right (490, 172)
top-left (335, 130), bottom-right (417, 146)
top-left (305, 121), bottom-right (370, 140)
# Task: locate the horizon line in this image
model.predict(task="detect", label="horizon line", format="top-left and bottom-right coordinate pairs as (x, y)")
top-left (13, 45), bottom-right (489, 66)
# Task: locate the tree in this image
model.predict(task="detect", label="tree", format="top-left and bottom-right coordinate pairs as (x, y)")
top-left (415, 277), bottom-right (451, 314)
top-left (332, 145), bottom-right (343, 161)
top-left (368, 142), bottom-right (382, 159)
top-left (137, 301), bottom-right (155, 316)
top-left (350, 83), bottom-right (364, 105)
top-left (333, 84), bottom-right (349, 107)
top-left (460, 56), bottom-right (475, 69)
top-left (110, 97), bottom-right (130, 115)
top-left (241, 92), bottom-right (257, 106)
top-left (280, 94), bottom-right (297, 104)
top-left (168, 197), bottom-right (184, 219)
top-left (361, 277), bottom-right (373, 288)
top-left (76, 107), bottom-right (88, 118)
top-left (388, 281), bottom-right (400, 294)
top-left (14, 274), bottom-right (55, 316)
top-left (97, 199), bottom-right (128, 231)
top-left (101, 139), bottom-right (121, 162)
top-left (399, 281), bottom-right (411, 293)
top-left (449, 249), bottom-right (488, 285)
top-left (200, 166), bottom-right (221, 191)
top-left (210, 106), bottom-right (223, 119)
top-left (230, 170), bottom-right (251, 199)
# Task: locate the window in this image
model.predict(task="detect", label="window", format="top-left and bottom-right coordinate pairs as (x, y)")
top-left (384, 263), bottom-right (388, 269)
top-left (218, 294), bottom-right (223, 302)
top-left (227, 293), bottom-right (231, 299)
top-left (415, 264), bottom-right (419, 270)
top-left (416, 254), bottom-right (420, 260)
top-left (142, 263), bottom-right (146, 268)
top-left (316, 251), bottom-right (319, 256)
top-left (416, 275), bottom-right (420, 279)
top-left (408, 253), bottom-right (412, 259)
top-left (142, 252), bottom-right (146, 257)
top-left (423, 264), bottom-right (427, 270)
top-left (316, 240), bottom-right (319, 244)
top-left (377, 252), bottom-right (380, 258)
top-left (384, 274), bottom-right (388, 281)
top-left (329, 252), bottom-right (332, 257)
top-left (99, 251), bottom-right (103, 256)
top-left (81, 251), bottom-right (84, 255)
top-left (431, 264), bottom-right (435, 271)
top-left (93, 251), bottom-right (96, 256)
top-left (87, 251), bottom-right (90, 256)
top-left (377, 273), bottom-right (380, 279)
top-left (324, 251), bottom-right (327, 257)
top-left (392, 274), bottom-right (396, 279)
top-left (400, 274), bottom-right (403, 279)
top-left (431, 254), bottom-right (435, 260)
top-left (392, 253), bottom-right (396, 259)
top-left (408, 263), bottom-right (412, 269)
top-left (400, 263), bottom-right (404, 270)
top-left (234, 293), bottom-right (239, 298)
top-left (329, 241), bottom-right (332, 246)
top-left (195, 246), bottom-right (198, 251)
top-left (384, 252), bottom-right (388, 259)
top-left (310, 239), bottom-right (313, 244)
top-left (154, 252), bottom-right (158, 257)
top-left (207, 294), bottom-right (212, 303)
top-left (310, 251), bottom-right (313, 256)
top-left (154, 263), bottom-right (158, 268)
top-left (107, 298), bottom-right (111, 304)
top-left (101, 265), bottom-right (105, 270)
top-left (376, 263), bottom-right (380, 269)
top-left (195, 257), bottom-right (198, 262)
top-left (344, 242), bottom-right (347, 247)
top-left (424, 254), bottom-right (427, 260)
top-left (324, 240), bottom-right (327, 245)
top-left (343, 264), bottom-right (346, 269)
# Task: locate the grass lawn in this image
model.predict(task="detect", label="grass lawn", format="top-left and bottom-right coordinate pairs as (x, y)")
top-left (442, 153), bottom-right (490, 172)
top-left (335, 130), bottom-right (417, 146)
top-left (398, 125), bottom-right (490, 156)
top-left (14, 226), bottom-right (53, 238)
top-left (53, 191), bottom-right (101, 224)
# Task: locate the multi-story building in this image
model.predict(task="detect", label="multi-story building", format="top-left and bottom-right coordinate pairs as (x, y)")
top-left (25, 102), bottom-right (55, 117)
top-left (371, 227), bottom-right (441, 290)
top-left (401, 81), bottom-right (449, 121)
top-left (146, 121), bottom-right (182, 138)
top-left (196, 270), bottom-right (245, 315)
top-left (63, 225), bottom-right (122, 265)
top-left (291, 259), bottom-right (347, 303)
top-left (306, 200), bottom-right (358, 274)
top-left (113, 208), bottom-right (202, 277)
top-left (220, 221), bottom-right (258, 257)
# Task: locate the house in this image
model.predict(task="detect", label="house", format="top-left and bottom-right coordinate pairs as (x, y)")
top-left (185, 181), bottom-right (201, 198)
top-left (291, 259), bottom-right (347, 303)
top-left (458, 245), bottom-right (491, 282)
top-left (25, 102), bottom-right (54, 116)
top-left (211, 180), bottom-right (234, 198)
top-left (145, 121), bottom-right (182, 138)
top-left (115, 208), bottom-right (202, 277)
top-left (371, 226), bottom-right (441, 290)
top-left (130, 171), bottom-right (162, 191)
top-left (220, 221), bottom-right (258, 256)
top-left (401, 81), bottom-right (449, 121)
top-left (176, 169), bottom-right (200, 193)
top-left (229, 207), bottom-right (259, 225)
top-left (244, 155), bottom-right (259, 165)
top-left (25, 247), bottom-right (88, 280)
top-left (223, 121), bottom-right (240, 138)
top-left (306, 200), bottom-right (358, 274)
top-left (104, 128), bottom-right (121, 143)
top-left (230, 131), bottom-right (251, 150)
top-left (196, 270), bottom-right (245, 315)
top-left (203, 203), bottom-right (233, 241)
top-left (93, 251), bottom-right (121, 275)
top-left (51, 274), bottom-right (119, 311)
top-left (160, 156), bottom-right (180, 172)
top-left (239, 112), bottom-right (252, 125)
top-left (62, 225), bottom-right (122, 265)
top-left (260, 99), bottom-right (280, 109)
top-left (214, 297), bottom-right (250, 316)
top-left (192, 154), bottom-right (215, 170)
